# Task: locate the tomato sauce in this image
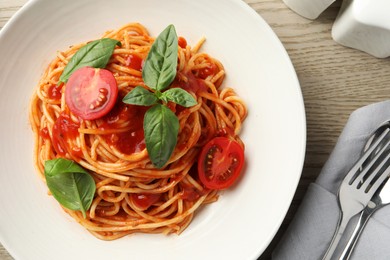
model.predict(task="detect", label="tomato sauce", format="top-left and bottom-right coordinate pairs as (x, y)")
top-left (180, 164), bottom-right (208, 201)
top-left (96, 209), bottom-right (129, 219)
top-left (48, 83), bottom-right (63, 100)
top-left (181, 187), bottom-right (202, 202)
top-left (52, 113), bottom-right (82, 159)
top-left (175, 71), bottom-right (207, 95)
top-left (198, 63), bottom-right (218, 79)
top-left (39, 127), bottom-right (50, 140)
top-left (125, 54), bottom-right (144, 71)
top-left (216, 127), bottom-right (235, 138)
top-left (180, 182), bottom-right (209, 202)
top-left (99, 99), bottom-right (148, 154)
top-left (130, 193), bottom-right (162, 210)
top-left (178, 37), bottom-right (187, 49)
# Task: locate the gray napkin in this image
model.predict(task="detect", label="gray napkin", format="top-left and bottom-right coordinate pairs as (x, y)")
top-left (273, 100), bottom-right (390, 260)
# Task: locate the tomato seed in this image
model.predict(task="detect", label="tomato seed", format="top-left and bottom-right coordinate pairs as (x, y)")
top-left (99, 88), bottom-right (108, 94)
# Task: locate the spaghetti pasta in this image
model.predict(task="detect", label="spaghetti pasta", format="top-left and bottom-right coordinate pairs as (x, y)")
top-left (29, 23), bottom-right (247, 240)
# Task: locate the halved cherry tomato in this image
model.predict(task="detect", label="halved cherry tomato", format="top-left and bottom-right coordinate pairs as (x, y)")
top-left (65, 67), bottom-right (118, 120)
top-left (198, 137), bottom-right (244, 190)
top-left (130, 193), bottom-right (161, 211)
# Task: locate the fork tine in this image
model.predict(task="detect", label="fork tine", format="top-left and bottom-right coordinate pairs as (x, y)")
top-left (353, 138), bottom-right (390, 186)
top-left (346, 128), bottom-right (390, 183)
top-left (364, 157), bottom-right (390, 194)
top-left (360, 153), bottom-right (390, 192)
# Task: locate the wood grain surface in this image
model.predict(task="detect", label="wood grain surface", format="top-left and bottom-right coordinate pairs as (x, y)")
top-left (2, 0), bottom-right (390, 259)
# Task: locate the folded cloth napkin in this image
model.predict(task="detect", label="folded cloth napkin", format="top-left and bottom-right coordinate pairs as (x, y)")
top-left (273, 100), bottom-right (390, 260)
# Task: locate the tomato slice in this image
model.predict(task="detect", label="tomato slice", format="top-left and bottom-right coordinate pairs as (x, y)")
top-left (198, 137), bottom-right (244, 190)
top-left (65, 67), bottom-right (118, 120)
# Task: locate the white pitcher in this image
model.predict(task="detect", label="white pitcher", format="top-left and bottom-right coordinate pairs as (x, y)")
top-left (283, 0), bottom-right (336, 19)
top-left (332, 0), bottom-right (390, 58)
top-left (283, 0), bottom-right (390, 58)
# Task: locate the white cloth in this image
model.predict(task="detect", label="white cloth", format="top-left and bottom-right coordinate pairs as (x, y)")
top-left (273, 101), bottom-right (390, 260)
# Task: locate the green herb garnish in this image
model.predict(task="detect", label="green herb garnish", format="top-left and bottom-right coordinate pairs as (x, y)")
top-left (59, 38), bottom-right (121, 83)
top-left (44, 158), bottom-right (96, 218)
top-left (122, 25), bottom-right (197, 168)
top-left (144, 104), bottom-right (180, 168)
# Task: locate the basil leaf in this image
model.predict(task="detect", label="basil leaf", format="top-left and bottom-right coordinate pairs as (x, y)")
top-left (44, 158), bottom-right (96, 218)
top-left (59, 38), bottom-right (121, 83)
top-left (122, 86), bottom-right (159, 106)
top-left (160, 88), bottom-right (197, 107)
top-left (142, 25), bottom-right (178, 91)
top-left (144, 104), bottom-right (179, 168)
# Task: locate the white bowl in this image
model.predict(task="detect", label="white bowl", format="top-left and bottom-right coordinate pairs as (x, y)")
top-left (0, 0), bottom-right (306, 259)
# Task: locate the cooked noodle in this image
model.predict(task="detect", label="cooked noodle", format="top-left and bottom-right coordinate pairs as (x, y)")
top-left (29, 23), bottom-right (247, 240)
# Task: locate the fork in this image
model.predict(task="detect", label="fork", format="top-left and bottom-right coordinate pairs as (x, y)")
top-left (338, 176), bottom-right (390, 260)
top-left (322, 123), bottom-right (390, 260)
top-left (338, 123), bottom-right (390, 260)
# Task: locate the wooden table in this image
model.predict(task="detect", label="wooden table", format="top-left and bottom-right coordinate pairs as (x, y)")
top-left (2, 0), bottom-right (390, 259)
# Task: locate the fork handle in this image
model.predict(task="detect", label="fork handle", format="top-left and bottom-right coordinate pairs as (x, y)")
top-left (339, 204), bottom-right (377, 260)
top-left (322, 212), bottom-right (351, 260)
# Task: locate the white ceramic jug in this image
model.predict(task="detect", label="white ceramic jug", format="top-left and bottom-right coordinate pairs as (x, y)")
top-left (283, 0), bottom-right (336, 19)
top-left (332, 0), bottom-right (390, 58)
top-left (283, 0), bottom-right (390, 58)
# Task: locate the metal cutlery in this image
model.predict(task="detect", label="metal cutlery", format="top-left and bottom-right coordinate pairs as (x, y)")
top-left (322, 122), bottom-right (390, 260)
top-left (339, 123), bottom-right (390, 260)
